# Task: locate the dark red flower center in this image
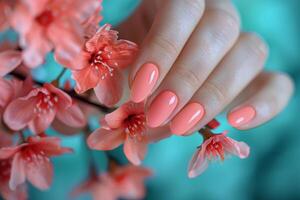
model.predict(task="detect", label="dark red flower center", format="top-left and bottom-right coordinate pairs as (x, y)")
top-left (36, 10), bottom-right (54, 27)
top-left (22, 148), bottom-right (50, 164)
top-left (34, 92), bottom-right (58, 115)
top-left (0, 159), bottom-right (12, 181)
top-left (124, 114), bottom-right (146, 141)
top-left (206, 140), bottom-right (225, 160)
top-left (90, 50), bottom-right (115, 80)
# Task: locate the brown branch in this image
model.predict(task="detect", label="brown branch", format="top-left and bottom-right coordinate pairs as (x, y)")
top-left (10, 71), bottom-right (116, 113)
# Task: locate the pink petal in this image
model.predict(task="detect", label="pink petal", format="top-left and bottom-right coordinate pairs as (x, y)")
top-left (21, 0), bottom-right (48, 16)
top-left (123, 137), bottom-right (147, 166)
top-left (25, 153), bottom-right (53, 190)
top-left (0, 183), bottom-right (27, 200)
top-left (0, 145), bottom-right (25, 159)
top-left (28, 136), bottom-right (73, 156)
top-left (72, 65), bottom-right (101, 93)
top-left (0, 50), bottom-right (22, 76)
top-left (3, 97), bottom-right (36, 131)
top-left (56, 103), bottom-right (87, 128)
top-left (0, 78), bottom-right (14, 108)
top-left (225, 138), bottom-right (250, 159)
top-left (9, 153), bottom-right (26, 191)
top-left (10, 4), bottom-right (33, 35)
top-left (104, 40), bottom-right (138, 69)
top-left (104, 105), bottom-right (129, 129)
top-left (94, 69), bottom-right (123, 107)
top-left (28, 111), bottom-right (56, 134)
top-left (44, 83), bottom-right (72, 109)
top-left (87, 128), bottom-right (124, 150)
top-left (188, 148), bottom-right (209, 178)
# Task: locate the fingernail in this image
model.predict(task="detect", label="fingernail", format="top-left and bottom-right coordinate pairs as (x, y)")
top-left (147, 91), bottom-right (178, 128)
top-left (228, 106), bottom-right (256, 127)
top-left (130, 62), bottom-right (159, 103)
top-left (170, 103), bottom-right (205, 135)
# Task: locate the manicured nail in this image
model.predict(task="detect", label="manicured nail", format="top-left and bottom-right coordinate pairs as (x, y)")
top-left (147, 91), bottom-right (178, 128)
top-left (228, 106), bottom-right (256, 127)
top-left (170, 103), bottom-right (205, 135)
top-left (130, 62), bottom-right (159, 103)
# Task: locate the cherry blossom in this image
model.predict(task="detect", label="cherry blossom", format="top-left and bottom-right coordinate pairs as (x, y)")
top-left (88, 102), bottom-right (149, 165)
top-left (9, 0), bottom-right (101, 67)
top-left (188, 131), bottom-right (250, 178)
top-left (67, 24), bottom-right (138, 106)
top-left (0, 136), bottom-right (72, 190)
top-left (72, 164), bottom-right (152, 200)
top-left (3, 83), bottom-right (86, 134)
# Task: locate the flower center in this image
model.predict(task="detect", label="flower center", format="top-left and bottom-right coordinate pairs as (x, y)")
top-left (124, 114), bottom-right (146, 141)
top-left (34, 92), bottom-right (58, 115)
top-left (36, 10), bottom-right (54, 27)
top-left (206, 140), bottom-right (225, 160)
top-left (90, 50), bottom-right (114, 80)
top-left (23, 148), bottom-right (50, 164)
top-left (0, 159), bottom-right (11, 180)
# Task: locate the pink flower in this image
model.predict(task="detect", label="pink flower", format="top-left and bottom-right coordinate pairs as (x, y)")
top-left (72, 165), bottom-right (152, 200)
top-left (3, 83), bottom-right (86, 134)
top-left (88, 102), bottom-right (148, 165)
top-left (69, 24), bottom-right (138, 106)
top-left (188, 131), bottom-right (250, 178)
top-left (0, 136), bottom-right (72, 190)
top-left (0, 133), bottom-right (27, 200)
top-left (0, 0), bottom-right (13, 32)
top-left (10, 0), bottom-right (101, 67)
top-left (0, 41), bottom-right (22, 77)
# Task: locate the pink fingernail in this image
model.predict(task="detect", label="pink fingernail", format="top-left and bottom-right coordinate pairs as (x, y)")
top-left (147, 91), bottom-right (178, 128)
top-left (130, 62), bottom-right (159, 103)
top-left (228, 106), bottom-right (256, 127)
top-left (170, 103), bottom-right (205, 135)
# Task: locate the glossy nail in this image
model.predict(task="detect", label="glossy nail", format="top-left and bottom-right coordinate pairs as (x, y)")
top-left (170, 103), bottom-right (205, 135)
top-left (228, 106), bottom-right (256, 127)
top-left (147, 91), bottom-right (178, 128)
top-left (130, 62), bottom-right (159, 103)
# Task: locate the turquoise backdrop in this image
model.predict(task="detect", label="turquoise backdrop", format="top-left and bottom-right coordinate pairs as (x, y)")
top-left (1, 0), bottom-right (299, 200)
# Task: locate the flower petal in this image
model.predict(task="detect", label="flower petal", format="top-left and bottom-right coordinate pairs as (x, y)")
top-left (72, 65), bottom-right (100, 93)
top-left (225, 138), bottom-right (250, 159)
top-left (25, 153), bottom-right (53, 190)
top-left (9, 153), bottom-right (26, 191)
top-left (0, 50), bottom-right (22, 77)
top-left (0, 145), bottom-right (25, 159)
top-left (188, 148), bottom-right (209, 178)
top-left (104, 105), bottom-right (129, 129)
top-left (56, 103), bottom-right (87, 128)
top-left (3, 97), bottom-right (36, 131)
top-left (94, 69), bottom-right (123, 107)
top-left (28, 111), bottom-right (56, 134)
top-left (123, 137), bottom-right (147, 166)
top-left (87, 128), bottom-right (124, 150)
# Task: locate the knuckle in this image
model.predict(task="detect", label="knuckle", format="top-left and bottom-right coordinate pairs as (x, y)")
top-left (152, 34), bottom-right (181, 58)
top-left (207, 8), bottom-right (240, 32)
top-left (183, 0), bottom-right (205, 18)
top-left (241, 32), bottom-right (269, 60)
top-left (203, 80), bottom-right (227, 104)
top-left (174, 66), bottom-right (202, 90)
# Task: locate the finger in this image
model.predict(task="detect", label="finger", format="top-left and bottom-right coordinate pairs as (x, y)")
top-left (129, 0), bottom-right (205, 103)
top-left (170, 33), bottom-right (268, 135)
top-left (227, 72), bottom-right (294, 129)
top-left (145, 0), bottom-right (240, 128)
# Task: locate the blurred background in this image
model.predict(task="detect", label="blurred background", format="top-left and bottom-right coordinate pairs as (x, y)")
top-left (3, 0), bottom-right (298, 199)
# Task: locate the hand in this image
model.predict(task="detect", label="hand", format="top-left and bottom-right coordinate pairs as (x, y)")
top-left (119, 0), bottom-right (294, 136)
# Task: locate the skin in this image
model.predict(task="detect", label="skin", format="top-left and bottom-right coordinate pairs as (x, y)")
top-left (115, 0), bottom-right (294, 135)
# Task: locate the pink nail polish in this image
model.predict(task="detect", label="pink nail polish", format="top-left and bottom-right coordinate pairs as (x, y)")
top-left (228, 106), bottom-right (256, 127)
top-left (147, 91), bottom-right (178, 128)
top-left (170, 103), bottom-right (205, 135)
top-left (130, 63), bottom-right (159, 103)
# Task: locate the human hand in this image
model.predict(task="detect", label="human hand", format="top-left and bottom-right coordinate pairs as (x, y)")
top-left (118, 0), bottom-right (294, 135)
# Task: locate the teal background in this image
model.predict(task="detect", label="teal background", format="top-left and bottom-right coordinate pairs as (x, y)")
top-left (1, 0), bottom-right (300, 200)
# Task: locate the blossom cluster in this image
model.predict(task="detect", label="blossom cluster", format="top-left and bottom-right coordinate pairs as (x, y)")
top-left (0, 0), bottom-right (250, 199)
